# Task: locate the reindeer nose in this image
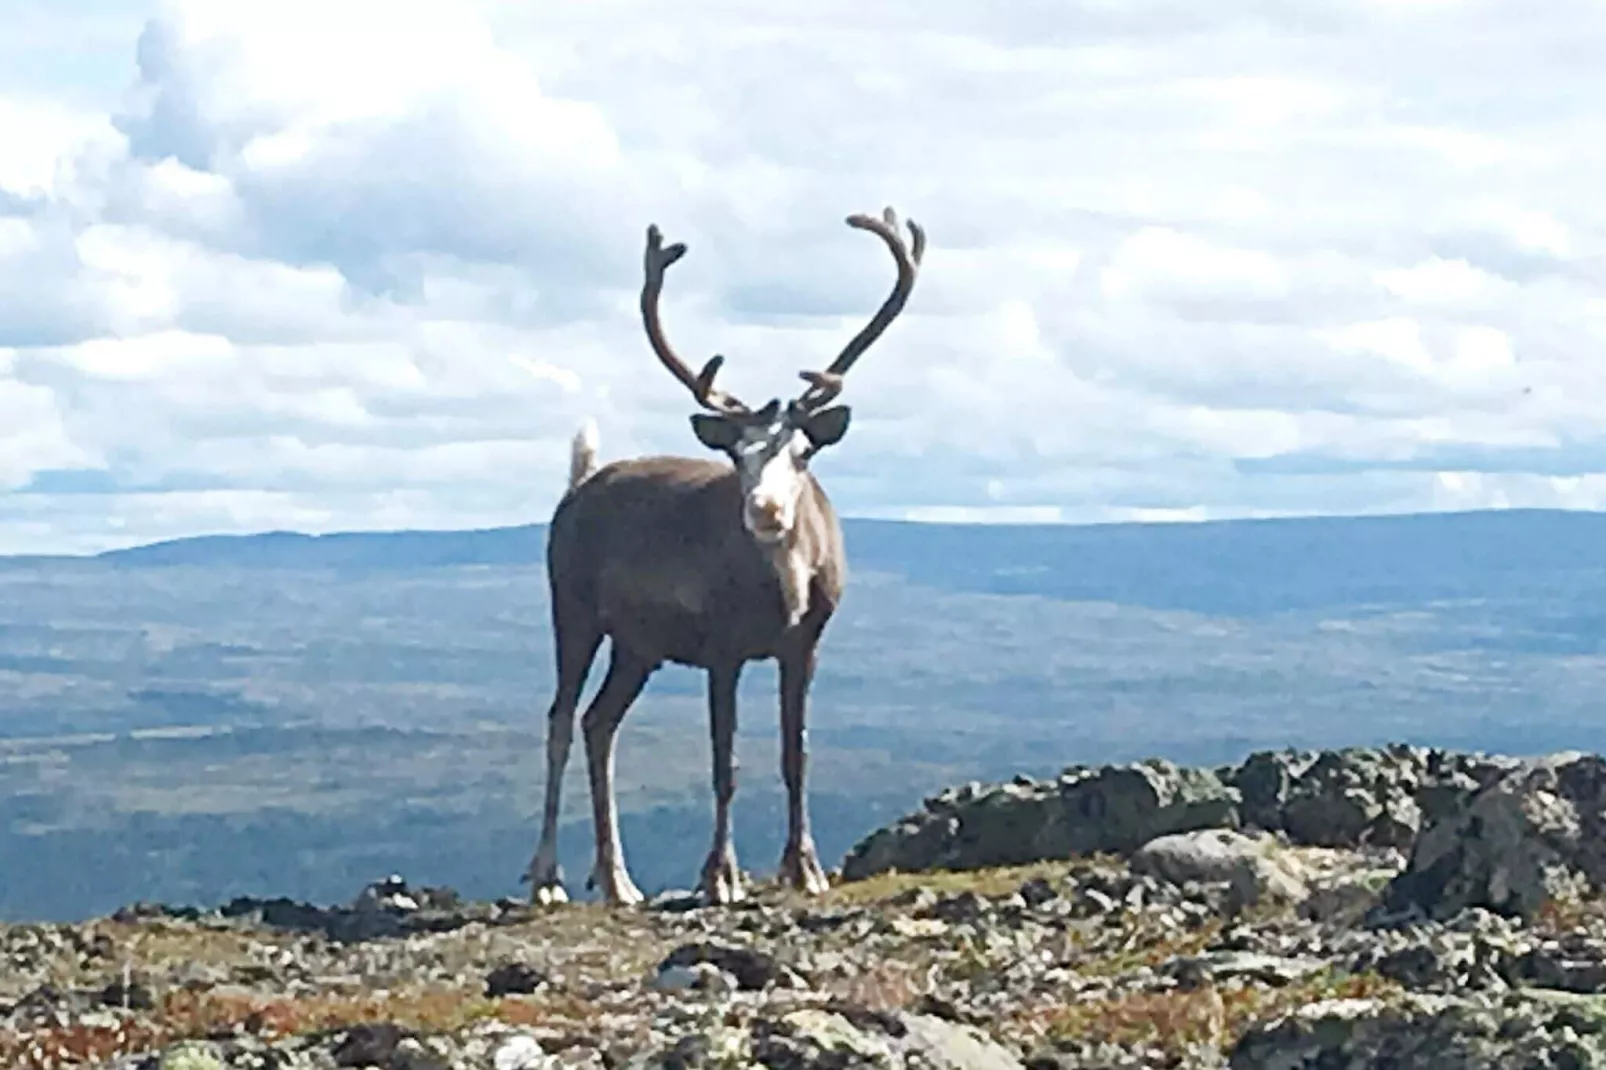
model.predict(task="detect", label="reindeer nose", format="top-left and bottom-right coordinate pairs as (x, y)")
top-left (749, 496), bottom-right (785, 529)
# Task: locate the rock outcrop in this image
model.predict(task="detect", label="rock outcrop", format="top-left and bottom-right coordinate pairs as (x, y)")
top-left (842, 745), bottom-right (1522, 881)
top-left (1386, 751), bottom-right (1606, 921)
top-left (842, 758), bottom-right (1240, 880)
top-left (12, 744), bottom-right (1606, 1069)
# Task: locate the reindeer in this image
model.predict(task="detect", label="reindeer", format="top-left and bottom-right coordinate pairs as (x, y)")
top-left (523, 207), bottom-right (925, 907)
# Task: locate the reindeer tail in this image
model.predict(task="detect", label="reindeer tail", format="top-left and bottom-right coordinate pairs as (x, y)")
top-left (568, 418), bottom-right (600, 491)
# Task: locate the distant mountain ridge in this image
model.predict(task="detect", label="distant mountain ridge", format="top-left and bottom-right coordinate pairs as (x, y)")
top-left (96, 525), bottom-right (547, 569)
top-left (75, 507), bottom-right (1606, 617)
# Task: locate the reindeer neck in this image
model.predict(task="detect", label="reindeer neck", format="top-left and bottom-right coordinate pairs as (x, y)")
top-left (760, 473), bottom-right (836, 628)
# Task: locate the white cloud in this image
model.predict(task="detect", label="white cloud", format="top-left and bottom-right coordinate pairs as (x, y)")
top-left (1, 0), bottom-right (1606, 551)
top-left (1100, 227), bottom-right (1288, 306)
top-left (1375, 258), bottom-right (1506, 305)
top-left (1317, 318), bottom-right (1436, 374)
top-left (0, 97), bottom-right (114, 198)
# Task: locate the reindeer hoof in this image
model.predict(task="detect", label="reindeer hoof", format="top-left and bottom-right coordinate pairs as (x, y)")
top-left (530, 882), bottom-right (570, 907)
top-left (524, 855), bottom-right (571, 906)
top-left (778, 842), bottom-right (831, 897)
top-left (592, 864), bottom-right (646, 908)
top-left (699, 849), bottom-right (747, 906)
top-left (604, 882), bottom-right (645, 908)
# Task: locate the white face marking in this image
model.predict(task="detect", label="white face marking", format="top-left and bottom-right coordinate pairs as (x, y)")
top-left (735, 421), bottom-right (807, 543)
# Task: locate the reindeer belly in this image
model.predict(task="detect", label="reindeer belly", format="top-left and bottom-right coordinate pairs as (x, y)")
top-left (596, 564), bottom-right (790, 666)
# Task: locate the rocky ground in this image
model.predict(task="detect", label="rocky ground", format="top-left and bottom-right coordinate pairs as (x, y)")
top-left (12, 745), bottom-right (1606, 1069)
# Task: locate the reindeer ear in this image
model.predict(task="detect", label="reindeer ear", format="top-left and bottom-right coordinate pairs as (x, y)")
top-left (691, 413), bottom-right (742, 452)
top-left (800, 405), bottom-right (851, 450)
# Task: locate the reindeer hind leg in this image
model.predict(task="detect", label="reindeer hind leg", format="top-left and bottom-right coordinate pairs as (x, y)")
top-left (525, 595), bottom-right (603, 905)
top-left (581, 642), bottom-right (656, 907)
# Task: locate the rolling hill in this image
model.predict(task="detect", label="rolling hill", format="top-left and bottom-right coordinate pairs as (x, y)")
top-left (2, 507), bottom-right (1604, 920)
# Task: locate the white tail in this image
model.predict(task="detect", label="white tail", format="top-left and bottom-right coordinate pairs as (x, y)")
top-left (568, 418), bottom-right (600, 491)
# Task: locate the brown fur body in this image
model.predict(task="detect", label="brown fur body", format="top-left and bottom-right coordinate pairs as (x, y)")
top-left (549, 455), bottom-right (845, 667)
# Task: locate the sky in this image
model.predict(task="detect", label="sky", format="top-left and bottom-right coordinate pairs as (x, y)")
top-left (1, 0), bottom-right (1605, 553)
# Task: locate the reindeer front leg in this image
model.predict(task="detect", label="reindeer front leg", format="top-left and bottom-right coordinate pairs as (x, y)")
top-left (700, 664), bottom-right (746, 904)
top-left (777, 645), bottom-right (830, 895)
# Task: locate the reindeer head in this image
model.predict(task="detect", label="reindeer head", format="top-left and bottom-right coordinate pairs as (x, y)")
top-left (687, 396), bottom-right (852, 543)
top-left (639, 208), bottom-right (925, 545)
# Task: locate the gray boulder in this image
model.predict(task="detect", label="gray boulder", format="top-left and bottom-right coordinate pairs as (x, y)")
top-left (1130, 828), bottom-right (1309, 910)
top-left (1387, 752), bottom-right (1606, 920)
top-left (841, 759), bottom-right (1239, 880)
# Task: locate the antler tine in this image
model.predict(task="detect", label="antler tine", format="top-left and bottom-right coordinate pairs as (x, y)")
top-left (641, 224), bottom-right (750, 416)
top-left (796, 206), bottom-right (925, 411)
top-left (791, 370), bottom-right (844, 411)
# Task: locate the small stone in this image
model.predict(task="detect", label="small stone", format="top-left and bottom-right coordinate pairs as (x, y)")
top-left (486, 962), bottom-right (548, 997)
top-left (493, 1034), bottom-right (551, 1070)
top-left (1075, 887), bottom-right (1119, 916)
top-left (354, 874), bottom-right (417, 912)
top-left (690, 962), bottom-right (736, 993)
top-left (100, 975), bottom-right (156, 1010)
top-left (658, 941), bottom-right (789, 991)
top-left (652, 964), bottom-right (701, 992)
top-left (649, 890), bottom-right (706, 913)
top-left (393, 1037), bottom-right (451, 1070)
top-left (927, 891), bottom-right (989, 923)
top-left (1017, 877), bottom-right (1058, 907)
top-left (333, 1022), bottom-right (406, 1067)
top-left (158, 1041), bottom-right (224, 1070)
top-left (1373, 944), bottom-right (1444, 989)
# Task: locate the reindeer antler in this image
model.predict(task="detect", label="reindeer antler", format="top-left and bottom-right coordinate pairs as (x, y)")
top-left (795, 206), bottom-right (925, 412)
top-left (641, 224), bottom-right (750, 416)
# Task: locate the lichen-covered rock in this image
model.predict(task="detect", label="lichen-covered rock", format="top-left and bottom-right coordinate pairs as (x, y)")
top-left (1507, 933), bottom-right (1606, 994)
top-left (841, 759), bottom-right (1240, 880)
top-left (1418, 751), bottom-right (1522, 824)
top-left (1229, 992), bottom-right (1606, 1069)
top-left (1224, 746), bottom-right (1515, 850)
top-left (1228, 749), bottom-right (1318, 833)
top-left (1278, 747), bottom-right (1424, 849)
top-left (1386, 752), bottom-right (1606, 920)
top-left (1051, 761), bottom-right (1243, 855)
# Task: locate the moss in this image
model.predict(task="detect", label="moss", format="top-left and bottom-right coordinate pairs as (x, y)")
top-left (822, 860), bottom-right (1073, 906)
top-left (1018, 969), bottom-right (1403, 1056)
top-left (0, 985), bottom-right (603, 1070)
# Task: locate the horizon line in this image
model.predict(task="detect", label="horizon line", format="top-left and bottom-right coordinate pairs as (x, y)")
top-left (3, 502), bottom-right (1601, 562)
